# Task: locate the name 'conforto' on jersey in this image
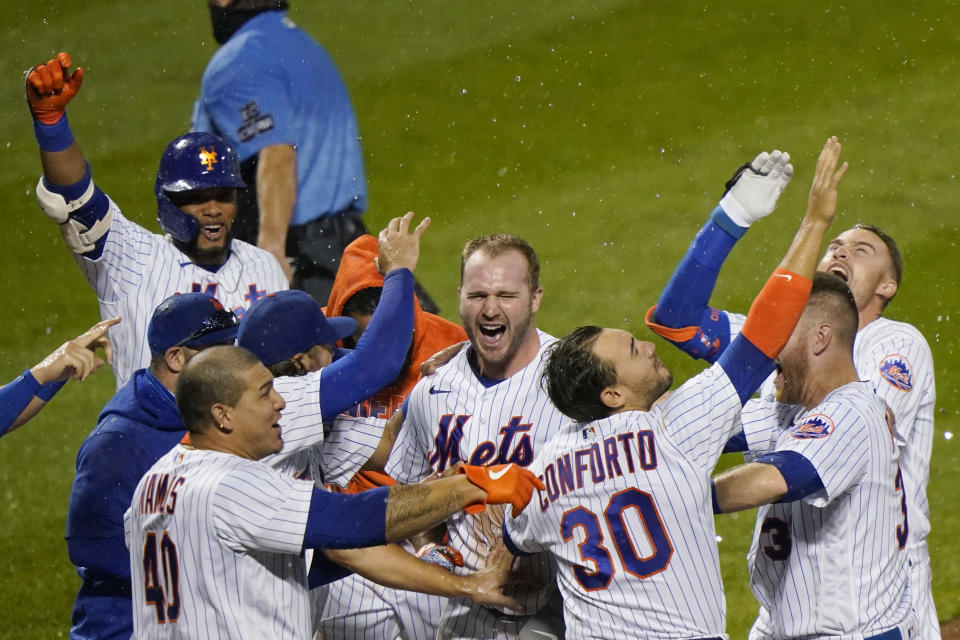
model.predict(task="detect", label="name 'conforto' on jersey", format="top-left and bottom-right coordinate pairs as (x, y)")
top-left (537, 430), bottom-right (658, 511)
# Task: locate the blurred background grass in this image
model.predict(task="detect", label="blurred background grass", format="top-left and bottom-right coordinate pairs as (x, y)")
top-left (0, 1), bottom-right (957, 636)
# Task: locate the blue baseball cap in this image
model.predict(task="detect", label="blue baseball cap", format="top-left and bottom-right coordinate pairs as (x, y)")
top-left (237, 290), bottom-right (358, 366)
top-left (147, 293), bottom-right (240, 356)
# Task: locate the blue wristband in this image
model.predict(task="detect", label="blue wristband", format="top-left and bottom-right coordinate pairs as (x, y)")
top-left (33, 114), bottom-right (75, 152)
top-left (19, 370), bottom-right (42, 394)
top-left (36, 379), bottom-right (67, 401)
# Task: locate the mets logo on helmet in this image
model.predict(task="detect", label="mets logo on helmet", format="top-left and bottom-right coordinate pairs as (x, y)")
top-left (879, 354), bottom-right (913, 391)
top-left (789, 414), bottom-right (835, 439)
top-left (198, 147), bottom-right (218, 171)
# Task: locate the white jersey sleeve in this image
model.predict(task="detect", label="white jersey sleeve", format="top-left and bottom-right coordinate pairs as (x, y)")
top-left (385, 379), bottom-right (435, 484)
top-left (314, 415), bottom-right (384, 488)
top-left (212, 460), bottom-right (314, 554)
top-left (855, 317), bottom-right (935, 540)
top-left (770, 384), bottom-right (888, 506)
top-left (658, 362), bottom-right (743, 472)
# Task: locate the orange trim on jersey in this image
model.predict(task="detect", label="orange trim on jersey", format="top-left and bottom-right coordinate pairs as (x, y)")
top-left (180, 433), bottom-right (191, 445)
top-left (643, 306), bottom-right (698, 342)
top-left (741, 268), bottom-right (812, 359)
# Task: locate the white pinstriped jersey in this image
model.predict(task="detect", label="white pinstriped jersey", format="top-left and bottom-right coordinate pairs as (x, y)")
top-left (124, 445), bottom-right (315, 639)
top-left (72, 203), bottom-right (287, 389)
top-left (504, 362), bottom-right (742, 640)
top-left (731, 313), bottom-right (934, 549)
top-left (386, 330), bottom-right (563, 621)
top-left (266, 371), bottom-right (384, 487)
top-left (739, 382), bottom-right (913, 639)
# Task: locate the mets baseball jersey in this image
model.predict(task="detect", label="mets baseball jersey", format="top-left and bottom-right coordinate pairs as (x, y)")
top-left (266, 370), bottom-right (384, 488)
top-left (386, 331), bottom-right (563, 623)
top-left (739, 382), bottom-right (913, 639)
top-left (76, 204), bottom-right (287, 389)
top-left (504, 362), bottom-right (743, 640)
top-left (124, 445), bottom-right (316, 639)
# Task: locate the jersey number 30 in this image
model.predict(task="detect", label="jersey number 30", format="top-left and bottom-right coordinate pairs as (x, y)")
top-left (142, 531), bottom-right (181, 624)
top-left (561, 487), bottom-right (673, 591)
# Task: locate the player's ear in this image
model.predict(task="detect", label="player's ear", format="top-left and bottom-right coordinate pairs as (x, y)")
top-left (210, 403), bottom-right (233, 433)
top-left (164, 347), bottom-right (189, 374)
top-left (812, 323), bottom-right (833, 356)
top-left (530, 287), bottom-right (544, 313)
top-left (599, 385), bottom-right (625, 411)
top-left (876, 278), bottom-right (897, 303)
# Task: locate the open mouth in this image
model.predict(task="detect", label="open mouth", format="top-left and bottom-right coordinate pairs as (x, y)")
top-left (478, 323), bottom-right (506, 345)
top-left (827, 263), bottom-right (850, 282)
top-left (200, 224), bottom-right (225, 242)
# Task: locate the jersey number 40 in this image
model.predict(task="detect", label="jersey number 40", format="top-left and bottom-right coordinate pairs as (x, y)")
top-left (561, 487), bottom-right (673, 591)
top-left (142, 530), bottom-right (181, 624)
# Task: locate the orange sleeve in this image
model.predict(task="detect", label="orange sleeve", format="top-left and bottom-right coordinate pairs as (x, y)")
top-left (644, 305), bottom-right (699, 342)
top-left (741, 268), bottom-right (813, 359)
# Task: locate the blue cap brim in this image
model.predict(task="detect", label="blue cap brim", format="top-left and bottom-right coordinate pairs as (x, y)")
top-left (182, 325), bottom-right (239, 349)
top-left (324, 316), bottom-right (358, 343)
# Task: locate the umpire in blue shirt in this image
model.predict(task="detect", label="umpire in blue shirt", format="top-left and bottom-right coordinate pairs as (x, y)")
top-left (192, 0), bottom-right (439, 312)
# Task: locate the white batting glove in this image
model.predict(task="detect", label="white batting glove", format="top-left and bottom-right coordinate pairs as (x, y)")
top-left (719, 150), bottom-right (794, 228)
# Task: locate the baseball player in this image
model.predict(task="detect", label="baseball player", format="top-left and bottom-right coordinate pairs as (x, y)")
top-left (124, 345), bottom-right (544, 638)
top-left (384, 233), bottom-right (581, 639)
top-left (712, 273), bottom-right (914, 639)
top-left (647, 137), bottom-right (939, 636)
top-left (500, 144), bottom-right (838, 639)
top-left (26, 52), bottom-right (288, 390)
top-left (318, 232), bottom-right (468, 640)
top-left (0, 316), bottom-right (117, 437)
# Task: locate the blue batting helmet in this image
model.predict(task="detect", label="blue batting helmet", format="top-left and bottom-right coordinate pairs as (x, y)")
top-left (155, 132), bottom-right (246, 243)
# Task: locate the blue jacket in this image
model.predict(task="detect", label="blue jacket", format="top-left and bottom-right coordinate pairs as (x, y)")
top-left (66, 369), bottom-right (186, 640)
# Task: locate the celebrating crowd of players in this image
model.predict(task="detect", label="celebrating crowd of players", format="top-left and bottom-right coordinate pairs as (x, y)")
top-left (2, 3), bottom-right (940, 639)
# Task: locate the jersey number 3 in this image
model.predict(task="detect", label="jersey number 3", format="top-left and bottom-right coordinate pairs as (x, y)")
top-left (142, 531), bottom-right (181, 624)
top-left (561, 487), bottom-right (673, 591)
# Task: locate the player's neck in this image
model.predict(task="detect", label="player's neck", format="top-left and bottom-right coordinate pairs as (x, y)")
top-left (474, 328), bottom-right (541, 380)
top-left (858, 298), bottom-right (885, 331)
top-left (800, 357), bottom-right (859, 409)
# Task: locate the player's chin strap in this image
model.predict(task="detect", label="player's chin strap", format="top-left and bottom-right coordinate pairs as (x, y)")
top-left (36, 176), bottom-right (112, 254)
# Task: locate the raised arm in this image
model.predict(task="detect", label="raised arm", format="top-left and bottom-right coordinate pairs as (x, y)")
top-left (716, 138), bottom-right (848, 403)
top-left (646, 150), bottom-right (793, 362)
top-left (26, 52), bottom-right (113, 258)
top-left (318, 212), bottom-right (429, 421)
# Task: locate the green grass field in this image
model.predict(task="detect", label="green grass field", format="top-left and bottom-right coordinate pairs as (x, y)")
top-left (1, 1), bottom-right (957, 637)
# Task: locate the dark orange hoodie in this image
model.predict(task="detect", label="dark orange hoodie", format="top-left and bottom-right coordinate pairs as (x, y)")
top-left (324, 235), bottom-right (467, 492)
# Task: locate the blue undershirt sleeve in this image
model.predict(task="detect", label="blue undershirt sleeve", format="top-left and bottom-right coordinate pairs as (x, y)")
top-left (307, 549), bottom-right (355, 588)
top-left (302, 486), bottom-right (389, 551)
top-left (722, 430), bottom-right (749, 453)
top-left (0, 370), bottom-right (41, 437)
top-left (319, 269), bottom-right (414, 422)
top-left (649, 207), bottom-right (745, 363)
top-left (755, 451), bottom-right (825, 503)
top-left (717, 334), bottom-right (777, 405)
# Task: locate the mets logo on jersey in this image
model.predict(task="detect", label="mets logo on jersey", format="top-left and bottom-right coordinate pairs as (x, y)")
top-left (198, 146), bottom-right (218, 171)
top-left (789, 414), bottom-right (835, 439)
top-left (879, 354), bottom-right (913, 391)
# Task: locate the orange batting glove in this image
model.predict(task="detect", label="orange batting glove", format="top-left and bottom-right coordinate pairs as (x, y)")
top-left (459, 463), bottom-right (546, 517)
top-left (26, 52), bottom-right (84, 125)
